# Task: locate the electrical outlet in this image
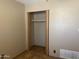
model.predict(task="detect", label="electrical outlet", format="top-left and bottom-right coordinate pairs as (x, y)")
top-left (53, 50), bottom-right (56, 54)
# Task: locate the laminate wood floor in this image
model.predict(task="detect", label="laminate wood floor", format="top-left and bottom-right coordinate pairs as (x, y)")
top-left (14, 46), bottom-right (63, 59)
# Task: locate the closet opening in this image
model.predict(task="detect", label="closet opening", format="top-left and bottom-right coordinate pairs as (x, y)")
top-left (28, 10), bottom-right (49, 55)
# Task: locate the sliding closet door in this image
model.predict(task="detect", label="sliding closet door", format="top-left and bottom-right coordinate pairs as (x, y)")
top-left (32, 12), bottom-right (46, 47)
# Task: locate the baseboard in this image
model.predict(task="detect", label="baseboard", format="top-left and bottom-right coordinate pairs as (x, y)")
top-left (49, 56), bottom-right (63, 59)
top-left (13, 50), bottom-right (27, 59)
top-left (32, 45), bottom-right (45, 48)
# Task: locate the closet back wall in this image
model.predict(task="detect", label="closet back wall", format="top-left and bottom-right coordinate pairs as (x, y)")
top-left (32, 12), bottom-right (46, 47)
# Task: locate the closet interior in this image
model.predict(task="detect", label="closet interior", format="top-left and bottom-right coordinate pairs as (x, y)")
top-left (28, 11), bottom-right (49, 55)
top-left (32, 11), bottom-right (46, 47)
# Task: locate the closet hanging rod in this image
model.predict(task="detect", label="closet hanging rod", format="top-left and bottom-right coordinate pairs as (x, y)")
top-left (32, 21), bottom-right (46, 23)
top-left (32, 20), bottom-right (46, 22)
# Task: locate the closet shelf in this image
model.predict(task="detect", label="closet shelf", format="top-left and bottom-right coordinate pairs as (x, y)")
top-left (32, 20), bottom-right (46, 22)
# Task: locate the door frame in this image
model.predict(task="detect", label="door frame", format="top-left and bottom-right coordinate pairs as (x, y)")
top-left (27, 10), bottom-right (49, 55)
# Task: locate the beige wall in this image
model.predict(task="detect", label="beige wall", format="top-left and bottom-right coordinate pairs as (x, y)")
top-left (25, 0), bottom-right (79, 58)
top-left (0, 0), bottom-right (25, 58)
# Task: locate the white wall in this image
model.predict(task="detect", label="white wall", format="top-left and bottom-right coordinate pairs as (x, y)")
top-left (24, 0), bottom-right (79, 58)
top-left (0, 0), bottom-right (26, 58)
